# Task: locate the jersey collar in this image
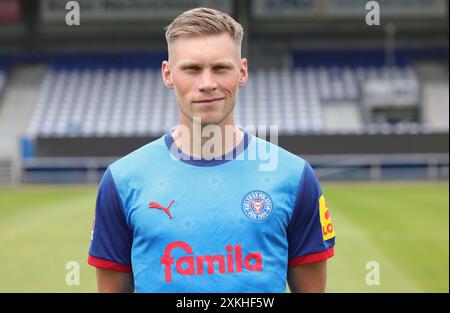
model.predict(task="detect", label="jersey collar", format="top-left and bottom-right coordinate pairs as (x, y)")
top-left (164, 129), bottom-right (251, 167)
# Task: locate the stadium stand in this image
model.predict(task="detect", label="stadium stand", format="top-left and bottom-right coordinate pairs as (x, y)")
top-left (0, 59), bottom-right (11, 183)
top-left (0, 60), bottom-right (8, 101)
top-left (26, 53), bottom-right (172, 138)
top-left (0, 62), bottom-right (46, 184)
top-left (417, 62), bottom-right (450, 132)
top-left (25, 51), bottom-right (422, 138)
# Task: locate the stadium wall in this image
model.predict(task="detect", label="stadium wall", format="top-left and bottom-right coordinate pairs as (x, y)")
top-left (34, 133), bottom-right (449, 157)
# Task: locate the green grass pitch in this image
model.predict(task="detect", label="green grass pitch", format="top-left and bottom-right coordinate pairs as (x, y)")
top-left (0, 182), bottom-right (448, 292)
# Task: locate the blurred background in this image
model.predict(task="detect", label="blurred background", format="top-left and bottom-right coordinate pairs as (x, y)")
top-left (0, 0), bottom-right (448, 292)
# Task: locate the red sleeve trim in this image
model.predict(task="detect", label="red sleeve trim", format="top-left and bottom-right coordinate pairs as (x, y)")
top-left (288, 247), bottom-right (334, 267)
top-left (88, 255), bottom-right (132, 273)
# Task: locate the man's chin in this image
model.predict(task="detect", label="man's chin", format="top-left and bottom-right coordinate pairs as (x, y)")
top-left (189, 112), bottom-right (220, 125)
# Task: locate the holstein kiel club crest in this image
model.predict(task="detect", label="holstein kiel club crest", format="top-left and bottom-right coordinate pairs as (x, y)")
top-left (242, 191), bottom-right (273, 221)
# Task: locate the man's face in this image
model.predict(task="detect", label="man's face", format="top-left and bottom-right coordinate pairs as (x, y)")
top-left (162, 33), bottom-right (248, 126)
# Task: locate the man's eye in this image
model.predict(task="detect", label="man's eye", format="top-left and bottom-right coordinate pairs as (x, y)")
top-left (214, 67), bottom-right (228, 71)
top-left (184, 67), bottom-right (201, 72)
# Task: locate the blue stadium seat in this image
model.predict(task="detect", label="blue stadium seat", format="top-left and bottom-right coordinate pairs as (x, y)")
top-left (25, 51), bottom-right (421, 137)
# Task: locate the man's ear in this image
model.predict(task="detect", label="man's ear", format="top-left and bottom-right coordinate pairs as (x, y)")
top-left (238, 58), bottom-right (248, 87)
top-left (161, 61), bottom-right (174, 89)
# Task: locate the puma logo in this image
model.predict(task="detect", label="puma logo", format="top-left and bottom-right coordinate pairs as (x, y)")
top-left (149, 200), bottom-right (175, 219)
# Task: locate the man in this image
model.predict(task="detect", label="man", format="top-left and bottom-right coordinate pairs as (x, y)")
top-left (88, 7), bottom-right (335, 293)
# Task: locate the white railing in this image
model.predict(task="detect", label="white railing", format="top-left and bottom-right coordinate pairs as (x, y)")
top-left (20, 153), bottom-right (449, 183)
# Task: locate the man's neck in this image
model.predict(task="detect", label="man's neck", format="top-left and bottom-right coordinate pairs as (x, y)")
top-left (171, 122), bottom-right (244, 159)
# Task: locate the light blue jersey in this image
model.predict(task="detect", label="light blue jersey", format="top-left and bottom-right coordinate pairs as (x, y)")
top-left (88, 131), bottom-right (335, 292)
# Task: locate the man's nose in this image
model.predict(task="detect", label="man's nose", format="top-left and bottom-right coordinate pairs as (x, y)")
top-left (198, 70), bottom-right (218, 92)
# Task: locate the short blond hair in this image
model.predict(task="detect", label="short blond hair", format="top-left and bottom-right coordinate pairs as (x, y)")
top-left (165, 7), bottom-right (244, 48)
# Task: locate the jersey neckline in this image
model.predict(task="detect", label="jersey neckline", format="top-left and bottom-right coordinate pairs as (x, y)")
top-left (163, 129), bottom-right (252, 167)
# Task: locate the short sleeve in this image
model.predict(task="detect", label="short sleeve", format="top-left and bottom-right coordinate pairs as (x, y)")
top-left (88, 168), bottom-right (133, 272)
top-left (287, 162), bottom-right (335, 267)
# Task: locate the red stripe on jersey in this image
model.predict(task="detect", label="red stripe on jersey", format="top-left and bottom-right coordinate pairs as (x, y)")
top-left (88, 255), bottom-right (132, 273)
top-left (288, 247), bottom-right (334, 267)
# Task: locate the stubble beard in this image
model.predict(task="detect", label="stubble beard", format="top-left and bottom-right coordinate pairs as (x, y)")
top-left (181, 98), bottom-right (236, 128)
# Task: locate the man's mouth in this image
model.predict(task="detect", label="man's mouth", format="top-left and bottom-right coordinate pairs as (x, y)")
top-left (194, 97), bottom-right (225, 104)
